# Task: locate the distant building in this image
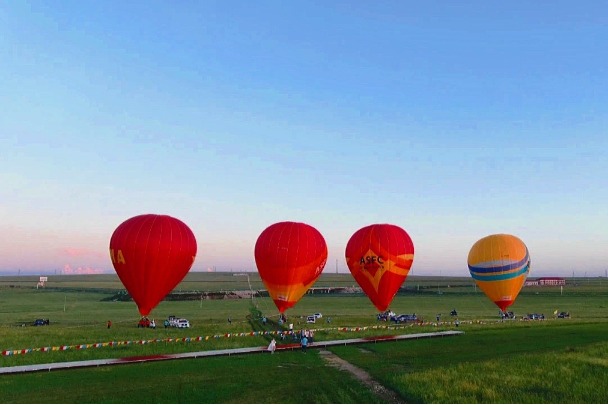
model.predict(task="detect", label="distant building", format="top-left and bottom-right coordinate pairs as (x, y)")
top-left (538, 277), bottom-right (566, 286)
top-left (524, 277), bottom-right (565, 287)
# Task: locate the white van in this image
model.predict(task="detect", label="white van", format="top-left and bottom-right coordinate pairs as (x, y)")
top-left (306, 316), bottom-right (316, 323)
top-left (176, 319), bottom-right (190, 328)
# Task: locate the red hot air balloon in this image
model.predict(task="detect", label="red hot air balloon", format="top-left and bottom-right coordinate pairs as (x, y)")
top-left (109, 214), bottom-right (197, 316)
top-left (254, 221), bottom-right (328, 313)
top-left (345, 224), bottom-right (415, 312)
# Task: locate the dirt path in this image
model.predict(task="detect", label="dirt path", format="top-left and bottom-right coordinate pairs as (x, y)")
top-left (319, 349), bottom-right (404, 403)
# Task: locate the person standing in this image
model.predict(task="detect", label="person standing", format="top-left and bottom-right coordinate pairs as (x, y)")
top-left (107, 320), bottom-right (112, 329)
top-left (301, 336), bottom-right (308, 353)
top-left (267, 338), bottom-right (276, 354)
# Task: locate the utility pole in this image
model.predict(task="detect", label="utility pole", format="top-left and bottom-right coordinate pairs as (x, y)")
top-left (572, 270), bottom-right (575, 285)
top-left (438, 270), bottom-right (441, 294)
top-left (233, 273), bottom-right (255, 307)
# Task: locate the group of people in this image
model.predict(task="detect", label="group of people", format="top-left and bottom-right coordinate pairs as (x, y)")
top-left (299, 329), bottom-right (314, 344)
top-left (267, 328), bottom-right (314, 354)
top-left (277, 313), bottom-right (287, 325)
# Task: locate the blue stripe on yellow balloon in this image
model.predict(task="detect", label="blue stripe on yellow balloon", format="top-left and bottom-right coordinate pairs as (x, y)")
top-left (468, 251), bottom-right (529, 274)
top-left (470, 265), bottom-right (530, 281)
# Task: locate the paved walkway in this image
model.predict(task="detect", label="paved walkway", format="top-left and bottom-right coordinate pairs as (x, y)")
top-left (0, 330), bottom-right (463, 375)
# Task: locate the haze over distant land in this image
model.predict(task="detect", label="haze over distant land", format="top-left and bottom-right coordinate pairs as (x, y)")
top-left (1, 2), bottom-right (606, 278)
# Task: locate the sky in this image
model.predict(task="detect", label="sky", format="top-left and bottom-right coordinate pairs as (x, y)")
top-left (1, 1), bottom-right (607, 278)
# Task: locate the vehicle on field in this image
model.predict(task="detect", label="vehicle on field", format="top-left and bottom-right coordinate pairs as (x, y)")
top-left (306, 315), bottom-right (316, 323)
top-left (33, 318), bottom-right (50, 326)
top-left (390, 314), bottom-right (418, 324)
top-left (167, 315), bottom-right (178, 326)
top-left (165, 315), bottom-right (190, 328)
top-left (557, 311), bottom-right (570, 318)
top-left (525, 313), bottom-right (545, 320)
top-left (313, 313), bottom-right (323, 319)
top-left (138, 317), bottom-right (151, 328)
top-left (500, 311), bottom-right (515, 320)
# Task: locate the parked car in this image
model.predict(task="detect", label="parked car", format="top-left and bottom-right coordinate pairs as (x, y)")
top-left (500, 311), bottom-right (515, 319)
top-left (557, 311), bottom-right (570, 318)
top-left (306, 315), bottom-right (316, 323)
top-left (166, 315), bottom-right (189, 328)
top-left (33, 318), bottom-right (49, 326)
top-left (313, 313), bottom-right (323, 319)
top-left (390, 314), bottom-right (418, 324)
top-left (525, 313), bottom-right (545, 320)
top-left (167, 315), bottom-right (178, 327)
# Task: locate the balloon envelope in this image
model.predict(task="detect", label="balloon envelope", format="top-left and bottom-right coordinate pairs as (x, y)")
top-left (254, 221), bottom-right (327, 313)
top-left (345, 224), bottom-right (415, 312)
top-left (468, 234), bottom-right (530, 312)
top-left (109, 214), bottom-right (197, 316)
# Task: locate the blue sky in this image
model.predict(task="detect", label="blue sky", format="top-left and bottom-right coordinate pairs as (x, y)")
top-left (1, 1), bottom-right (606, 277)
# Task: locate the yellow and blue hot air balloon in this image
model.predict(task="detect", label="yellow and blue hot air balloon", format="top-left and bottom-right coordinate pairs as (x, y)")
top-left (468, 234), bottom-right (530, 312)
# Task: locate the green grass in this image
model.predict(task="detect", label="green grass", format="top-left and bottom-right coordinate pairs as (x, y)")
top-left (0, 351), bottom-right (383, 404)
top-left (328, 322), bottom-right (608, 403)
top-left (0, 273), bottom-right (607, 403)
top-left (0, 276), bottom-right (606, 366)
top-left (399, 342), bottom-right (608, 403)
top-left (1, 323), bottom-right (606, 403)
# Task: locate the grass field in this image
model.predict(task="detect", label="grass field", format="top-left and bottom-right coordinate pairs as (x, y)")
top-left (0, 273), bottom-right (607, 403)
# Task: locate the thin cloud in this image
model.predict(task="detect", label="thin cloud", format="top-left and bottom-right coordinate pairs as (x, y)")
top-left (63, 264), bottom-right (106, 275)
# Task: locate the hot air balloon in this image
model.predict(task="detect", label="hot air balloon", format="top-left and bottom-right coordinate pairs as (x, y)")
top-left (345, 224), bottom-right (415, 312)
top-left (468, 233), bottom-right (530, 312)
top-left (254, 221), bottom-right (327, 313)
top-left (109, 214), bottom-right (197, 316)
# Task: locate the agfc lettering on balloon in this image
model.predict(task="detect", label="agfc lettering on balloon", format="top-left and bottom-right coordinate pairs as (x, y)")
top-left (346, 224), bottom-right (415, 312)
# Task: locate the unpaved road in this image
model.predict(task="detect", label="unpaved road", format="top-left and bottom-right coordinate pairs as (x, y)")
top-left (319, 349), bottom-right (404, 403)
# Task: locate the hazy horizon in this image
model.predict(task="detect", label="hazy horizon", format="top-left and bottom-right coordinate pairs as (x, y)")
top-left (1, 267), bottom-right (605, 279)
